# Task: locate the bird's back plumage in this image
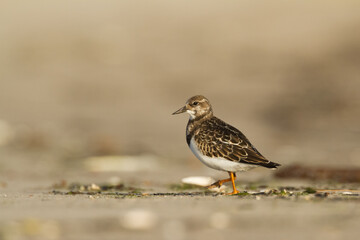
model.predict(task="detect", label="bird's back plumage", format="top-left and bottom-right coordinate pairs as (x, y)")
top-left (187, 116), bottom-right (280, 169)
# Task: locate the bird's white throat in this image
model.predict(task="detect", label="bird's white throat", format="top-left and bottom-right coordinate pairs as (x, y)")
top-left (187, 110), bottom-right (196, 119)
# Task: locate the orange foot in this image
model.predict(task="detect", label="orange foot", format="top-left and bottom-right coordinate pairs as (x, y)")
top-left (226, 189), bottom-right (240, 195)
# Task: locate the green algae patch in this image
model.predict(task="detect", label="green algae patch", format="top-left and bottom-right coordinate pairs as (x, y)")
top-left (168, 183), bottom-right (204, 191)
top-left (234, 191), bottom-right (250, 196)
top-left (303, 187), bottom-right (317, 194)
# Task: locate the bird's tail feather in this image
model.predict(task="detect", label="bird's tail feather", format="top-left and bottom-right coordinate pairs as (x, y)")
top-left (262, 161), bottom-right (281, 169)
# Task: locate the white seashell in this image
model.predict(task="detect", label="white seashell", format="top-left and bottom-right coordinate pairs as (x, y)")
top-left (181, 176), bottom-right (216, 187)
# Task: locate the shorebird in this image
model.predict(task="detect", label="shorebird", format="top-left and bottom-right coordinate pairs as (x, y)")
top-left (172, 95), bottom-right (281, 195)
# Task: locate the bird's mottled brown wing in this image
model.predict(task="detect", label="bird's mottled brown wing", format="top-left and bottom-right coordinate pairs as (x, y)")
top-left (194, 117), bottom-right (274, 167)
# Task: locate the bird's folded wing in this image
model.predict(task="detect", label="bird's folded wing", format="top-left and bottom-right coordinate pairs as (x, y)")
top-left (195, 128), bottom-right (271, 165)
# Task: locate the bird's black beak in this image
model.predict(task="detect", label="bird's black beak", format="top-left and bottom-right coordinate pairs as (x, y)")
top-left (172, 106), bottom-right (187, 115)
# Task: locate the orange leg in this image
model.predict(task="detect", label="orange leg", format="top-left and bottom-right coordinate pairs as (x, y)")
top-left (228, 172), bottom-right (239, 195)
top-left (208, 177), bottom-right (232, 189)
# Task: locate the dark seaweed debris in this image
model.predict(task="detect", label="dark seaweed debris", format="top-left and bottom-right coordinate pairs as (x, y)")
top-left (52, 190), bottom-right (221, 197)
top-left (275, 164), bottom-right (360, 182)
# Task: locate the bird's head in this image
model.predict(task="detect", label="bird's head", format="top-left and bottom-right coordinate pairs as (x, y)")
top-left (172, 95), bottom-right (213, 119)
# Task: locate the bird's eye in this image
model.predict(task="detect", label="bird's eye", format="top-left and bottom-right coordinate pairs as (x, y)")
top-left (193, 101), bottom-right (199, 106)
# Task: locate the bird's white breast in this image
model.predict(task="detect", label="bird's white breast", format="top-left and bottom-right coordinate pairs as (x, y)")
top-left (189, 138), bottom-right (257, 172)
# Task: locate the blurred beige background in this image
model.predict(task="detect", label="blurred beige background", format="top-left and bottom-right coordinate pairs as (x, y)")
top-left (1, 2), bottom-right (360, 240)
top-left (1, 0), bottom-right (360, 168)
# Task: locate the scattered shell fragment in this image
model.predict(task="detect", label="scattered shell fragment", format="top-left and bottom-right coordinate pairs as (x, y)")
top-left (341, 191), bottom-right (358, 196)
top-left (88, 183), bottom-right (101, 191)
top-left (259, 189), bottom-right (272, 194)
top-left (120, 209), bottom-right (157, 230)
top-left (246, 190), bottom-right (258, 194)
top-left (181, 176), bottom-right (216, 187)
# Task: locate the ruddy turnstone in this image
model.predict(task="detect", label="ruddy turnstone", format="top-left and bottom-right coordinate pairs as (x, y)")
top-left (172, 95), bottom-right (281, 195)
